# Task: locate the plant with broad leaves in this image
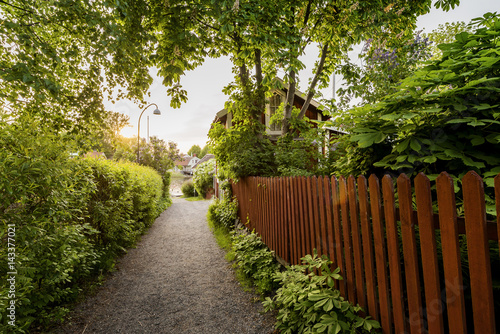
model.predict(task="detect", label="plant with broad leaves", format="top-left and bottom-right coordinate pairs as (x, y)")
top-left (330, 13), bottom-right (500, 215)
top-left (263, 251), bottom-right (380, 334)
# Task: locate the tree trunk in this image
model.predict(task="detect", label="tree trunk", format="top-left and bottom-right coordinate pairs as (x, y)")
top-left (298, 43), bottom-right (329, 119)
top-left (282, 70), bottom-right (296, 136)
top-left (254, 48), bottom-right (265, 114)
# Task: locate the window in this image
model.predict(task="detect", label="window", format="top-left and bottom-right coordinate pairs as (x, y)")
top-left (269, 93), bottom-right (283, 132)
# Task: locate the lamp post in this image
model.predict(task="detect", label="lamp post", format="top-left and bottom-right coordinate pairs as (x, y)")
top-left (137, 103), bottom-right (161, 162)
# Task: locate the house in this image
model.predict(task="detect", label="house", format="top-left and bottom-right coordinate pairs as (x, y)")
top-left (173, 155), bottom-right (200, 175)
top-left (213, 84), bottom-right (333, 141)
top-left (192, 154), bottom-right (215, 170)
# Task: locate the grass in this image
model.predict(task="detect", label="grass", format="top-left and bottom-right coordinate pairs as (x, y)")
top-left (170, 171), bottom-right (189, 180)
top-left (182, 195), bottom-right (205, 201)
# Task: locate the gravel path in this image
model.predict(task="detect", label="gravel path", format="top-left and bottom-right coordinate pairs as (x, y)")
top-left (55, 198), bottom-right (276, 334)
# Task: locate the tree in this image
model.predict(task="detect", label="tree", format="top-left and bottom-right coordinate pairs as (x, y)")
top-left (149, 0), bottom-right (461, 135)
top-left (336, 31), bottom-right (433, 112)
top-left (187, 145), bottom-right (202, 157)
top-left (424, 21), bottom-right (473, 60)
top-left (331, 13), bottom-right (500, 194)
top-left (0, 0), bottom-right (154, 133)
top-left (88, 111), bottom-right (131, 159)
top-left (200, 144), bottom-right (210, 158)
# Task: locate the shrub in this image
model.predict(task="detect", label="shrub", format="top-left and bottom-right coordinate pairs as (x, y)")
top-left (0, 119), bottom-right (168, 332)
top-left (181, 180), bottom-right (197, 197)
top-left (192, 159), bottom-right (215, 197)
top-left (263, 252), bottom-right (381, 334)
top-left (207, 197), bottom-right (238, 230)
top-left (231, 230), bottom-right (280, 295)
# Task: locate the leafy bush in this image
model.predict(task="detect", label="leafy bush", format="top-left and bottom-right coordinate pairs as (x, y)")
top-left (331, 13), bottom-right (500, 188)
top-left (207, 197), bottom-right (238, 230)
top-left (231, 230), bottom-right (280, 295)
top-left (263, 252), bottom-right (381, 334)
top-left (181, 180), bottom-right (197, 197)
top-left (192, 159), bottom-right (216, 197)
top-left (0, 119), bottom-right (168, 332)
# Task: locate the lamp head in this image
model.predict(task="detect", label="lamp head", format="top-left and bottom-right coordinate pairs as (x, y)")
top-left (153, 108), bottom-right (161, 115)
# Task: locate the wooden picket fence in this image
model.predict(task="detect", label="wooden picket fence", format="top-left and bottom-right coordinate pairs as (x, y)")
top-left (231, 171), bottom-right (499, 334)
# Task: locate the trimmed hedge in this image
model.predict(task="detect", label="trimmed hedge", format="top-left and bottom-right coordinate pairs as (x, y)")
top-left (0, 120), bottom-right (169, 332)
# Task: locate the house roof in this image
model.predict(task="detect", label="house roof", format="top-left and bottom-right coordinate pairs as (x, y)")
top-left (174, 156), bottom-right (193, 167)
top-left (215, 81), bottom-right (327, 120)
top-left (193, 154), bottom-right (215, 169)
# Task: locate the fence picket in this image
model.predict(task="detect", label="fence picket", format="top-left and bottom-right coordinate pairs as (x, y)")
top-left (436, 172), bottom-right (467, 334)
top-left (495, 174), bottom-right (500, 258)
top-left (348, 175), bottom-right (366, 309)
top-left (358, 176), bottom-right (378, 321)
top-left (323, 176), bottom-right (337, 290)
top-left (398, 174), bottom-right (424, 333)
top-left (339, 176), bottom-right (356, 303)
top-left (463, 171), bottom-right (496, 333)
top-left (291, 177), bottom-right (300, 264)
top-left (414, 173), bottom-right (444, 334)
top-left (331, 176), bottom-right (346, 297)
top-left (311, 176), bottom-right (321, 255)
top-left (369, 175), bottom-right (391, 333)
top-left (382, 175), bottom-right (406, 333)
top-left (318, 176), bottom-right (329, 257)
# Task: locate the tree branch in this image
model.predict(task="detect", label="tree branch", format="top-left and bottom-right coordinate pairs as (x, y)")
top-left (298, 43), bottom-right (328, 119)
top-left (0, 0), bottom-right (33, 14)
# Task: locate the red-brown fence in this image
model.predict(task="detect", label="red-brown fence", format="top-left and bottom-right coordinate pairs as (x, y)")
top-left (231, 171), bottom-right (499, 334)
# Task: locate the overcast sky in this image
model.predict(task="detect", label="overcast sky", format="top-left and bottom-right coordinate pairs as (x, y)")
top-left (110, 0), bottom-right (499, 154)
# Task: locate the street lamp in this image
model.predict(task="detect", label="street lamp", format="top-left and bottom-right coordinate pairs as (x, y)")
top-left (137, 103), bottom-right (161, 162)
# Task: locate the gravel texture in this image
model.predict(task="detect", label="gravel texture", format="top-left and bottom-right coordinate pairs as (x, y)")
top-left (54, 198), bottom-right (276, 334)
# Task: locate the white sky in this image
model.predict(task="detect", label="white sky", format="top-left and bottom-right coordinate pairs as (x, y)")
top-left (110, 0), bottom-right (499, 154)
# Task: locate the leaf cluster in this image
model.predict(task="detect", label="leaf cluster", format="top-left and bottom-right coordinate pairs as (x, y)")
top-left (0, 119), bottom-right (168, 332)
top-left (331, 13), bottom-right (500, 191)
top-left (0, 0), bottom-right (155, 131)
top-left (231, 230), bottom-right (280, 295)
top-left (263, 252), bottom-right (380, 334)
top-left (193, 159), bottom-right (216, 197)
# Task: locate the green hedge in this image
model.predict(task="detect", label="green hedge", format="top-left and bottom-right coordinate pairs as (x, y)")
top-left (0, 120), bottom-right (169, 332)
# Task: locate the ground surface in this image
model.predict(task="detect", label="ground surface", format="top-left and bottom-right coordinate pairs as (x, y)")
top-left (54, 198), bottom-right (276, 334)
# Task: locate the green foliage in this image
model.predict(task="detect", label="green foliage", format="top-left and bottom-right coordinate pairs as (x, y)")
top-left (0, 119), bottom-right (167, 332)
top-left (274, 108), bottom-right (332, 176)
top-left (424, 21), bottom-right (473, 60)
top-left (337, 31), bottom-right (433, 111)
top-left (231, 230), bottom-right (280, 295)
top-left (207, 196), bottom-right (239, 230)
top-left (181, 180), bottom-right (197, 198)
top-left (193, 159), bottom-right (216, 197)
top-left (263, 252), bottom-right (381, 334)
top-left (209, 120), bottom-right (276, 179)
top-left (199, 144), bottom-right (210, 159)
top-left (0, 0), bottom-right (154, 131)
top-left (331, 13), bottom-right (500, 192)
top-left (187, 145), bottom-right (202, 157)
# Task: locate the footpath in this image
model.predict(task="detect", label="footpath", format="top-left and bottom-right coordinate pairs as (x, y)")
top-left (55, 198), bottom-right (275, 334)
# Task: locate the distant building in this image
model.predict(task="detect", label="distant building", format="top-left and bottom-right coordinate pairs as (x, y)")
top-left (173, 155), bottom-right (200, 175)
